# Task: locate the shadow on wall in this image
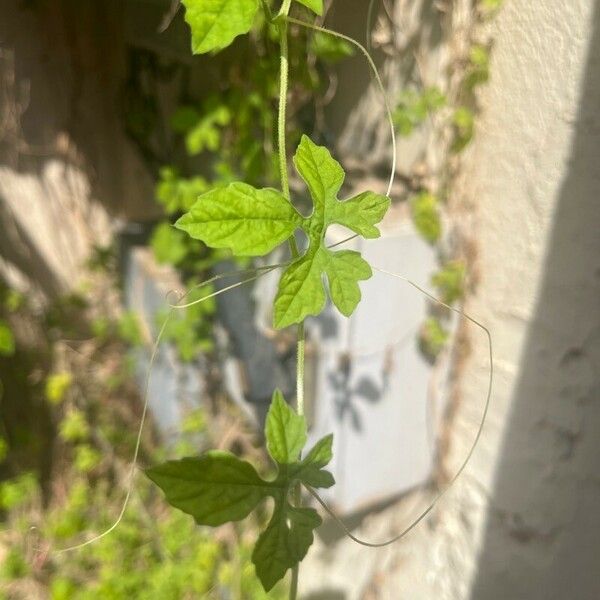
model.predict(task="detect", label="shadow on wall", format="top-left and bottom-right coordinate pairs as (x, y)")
top-left (0, 0), bottom-right (186, 222)
top-left (471, 3), bottom-right (600, 600)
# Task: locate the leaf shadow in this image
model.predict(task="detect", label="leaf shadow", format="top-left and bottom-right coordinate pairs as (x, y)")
top-left (327, 354), bottom-right (384, 432)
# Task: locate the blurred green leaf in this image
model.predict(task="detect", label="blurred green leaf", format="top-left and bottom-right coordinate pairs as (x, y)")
top-left (184, 102), bottom-right (231, 155)
top-left (91, 316), bottom-right (111, 340)
top-left (0, 437), bottom-right (8, 462)
top-left (45, 372), bottom-right (73, 405)
top-left (420, 317), bottom-right (449, 359)
top-left (452, 107), bottom-right (475, 151)
top-left (4, 290), bottom-right (24, 312)
top-left (50, 578), bottom-right (78, 600)
top-left (481, 0), bottom-right (503, 10)
top-left (117, 311), bottom-right (143, 347)
top-left (156, 167), bottom-right (210, 216)
top-left (0, 472), bottom-right (38, 510)
top-left (181, 409), bottom-right (206, 434)
top-left (465, 45), bottom-right (490, 89)
top-left (150, 223), bottom-right (189, 265)
top-left (411, 192), bottom-right (441, 244)
top-left (0, 319), bottom-right (15, 356)
top-left (1, 549), bottom-right (29, 580)
top-left (170, 106), bottom-right (201, 132)
top-left (59, 410), bottom-right (90, 443)
top-left (74, 444), bottom-right (102, 473)
top-left (393, 87), bottom-right (446, 136)
top-left (431, 260), bottom-right (466, 304)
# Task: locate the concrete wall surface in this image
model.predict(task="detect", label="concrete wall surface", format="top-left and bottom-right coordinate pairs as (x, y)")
top-left (461, 0), bottom-right (600, 598)
top-left (300, 1), bottom-right (600, 598)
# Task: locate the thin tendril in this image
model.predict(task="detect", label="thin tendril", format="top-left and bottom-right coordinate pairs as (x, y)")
top-left (327, 234), bottom-right (358, 249)
top-left (286, 17), bottom-right (396, 251)
top-left (305, 265), bottom-right (493, 548)
top-left (166, 265), bottom-right (279, 304)
top-left (169, 264), bottom-right (286, 309)
top-left (54, 265), bottom-right (281, 553)
top-left (286, 17), bottom-right (396, 199)
top-left (55, 314), bottom-right (172, 553)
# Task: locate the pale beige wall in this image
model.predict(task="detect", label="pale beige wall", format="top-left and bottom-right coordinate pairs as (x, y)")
top-left (0, 1), bottom-right (155, 297)
top-left (454, 0), bottom-right (600, 597)
top-left (300, 0), bottom-right (600, 598)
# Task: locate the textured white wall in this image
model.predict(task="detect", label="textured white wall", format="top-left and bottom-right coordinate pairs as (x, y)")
top-left (300, 1), bottom-right (600, 598)
top-left (454, 0), bottom-right (600, 598)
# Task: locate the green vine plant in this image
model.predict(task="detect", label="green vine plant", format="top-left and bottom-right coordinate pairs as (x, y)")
top-left (51, 1), bottom-right (494, 598)
top-left (145, 1), bottom-right (392, 593)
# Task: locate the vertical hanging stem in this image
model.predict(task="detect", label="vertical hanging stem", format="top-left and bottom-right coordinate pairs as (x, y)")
top-left (278, 16), bottom-right (299, 258)
top-left (277, 9), bottom-right (305, 419)
top-left (277, 19), bottom-right (292, 202)
top-left (277, 4), bottom-right (305, 599)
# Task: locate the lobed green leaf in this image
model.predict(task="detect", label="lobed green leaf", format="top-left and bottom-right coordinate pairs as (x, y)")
top-left (293, 134), bottom-right (344, 209)
top-left (252, 503), bottom-right (321, 591)
top-left (273, 249), bottom-right (328, 328)
top-left (291, 434), bottom-right (335, 489)
top-left (273, 248), bottom-right (373, 328)
top-left (173, 134), bottom-right (390, 327)
top-left (324, 250), bottom-right (372, 317)
top-left (182, 0), bottom-right (259, 54)
top-left (272, 136), bottom-right (389, 328)
top-left (329, 191), bottom-right (390, 239)
top-left (265, 390), bottom-right (307, 464)
top-left (175, 183), bottom-right (303, 256)
top-left (146, 451), bottom-right (280, 526)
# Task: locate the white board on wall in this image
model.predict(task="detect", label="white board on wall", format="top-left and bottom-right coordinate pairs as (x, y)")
top-left (305, 225), bottom-right (450, 513)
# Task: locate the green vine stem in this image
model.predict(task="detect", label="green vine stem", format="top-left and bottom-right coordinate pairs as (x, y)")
top-left (277, 2), bottom-right (304, 598)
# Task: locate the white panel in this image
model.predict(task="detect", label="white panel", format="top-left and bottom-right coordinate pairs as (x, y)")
top-left (307, 226), bottom-right (445, 513)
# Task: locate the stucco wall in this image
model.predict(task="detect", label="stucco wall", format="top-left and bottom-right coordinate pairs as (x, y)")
top-left (457, 0), bottom-right (600, 598)
top-left (301, 0), bottom-right (600, 598)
